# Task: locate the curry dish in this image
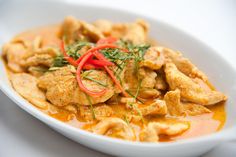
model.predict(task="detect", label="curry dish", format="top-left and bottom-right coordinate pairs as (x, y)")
top-left (2, 16), bottom-right (227, 142)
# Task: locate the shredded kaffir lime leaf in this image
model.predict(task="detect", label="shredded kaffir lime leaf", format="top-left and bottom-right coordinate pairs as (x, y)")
top-left (52, 54), bottom-right (68, 67)
top-left (66, 41), bottom-right (94, 60)
top-left (51, 41), bottom-right (94, 68)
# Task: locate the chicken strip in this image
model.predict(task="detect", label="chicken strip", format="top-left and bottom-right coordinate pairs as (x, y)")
top-left (2, 43), bottom-right (26, 72)
top-left (93, 19), bottom-right (113, 35)
top-left (140, 100), bottom-right (167, 116)
top-left (140, 121), bottom-right (189, 142)
top-left (93, 118), bottom-right (135, 141)
top-left (79, 104), bottom-right (113, 121)
top-left (79, 20), bottom-right (105, 42)
top-left (59, 16), bottom-right (81, 44)
top-left (140, 46), bottom-right (165, 70)
top-left (10, 73), bottom-right (49, 109)
top-left (59, 16), bottom-right (104, 43)
top-left (163, 47), bottom-right (209, 83)
top-left (21, 54), bottom-right (53, 67)
top-left (182, 102), bottom-right (211, 116)
top-left (155, 70), bottom-right (168, 91)
top-left (139, 68), bottom-right (157, 88)
top-left (164, 89), bottom-right (186, 116)
top-left (38, 66), bottom-right (115, 106)
top-left (165, 63), bottom-right (227, 105)
top-left (164, 89), bottom-right (211, 116)
top-left (124, 61), bottom-right (159, 98)
top-left (110, 19), bottom-right (148, 44)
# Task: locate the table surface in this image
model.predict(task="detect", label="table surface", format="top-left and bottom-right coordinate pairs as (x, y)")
top-left (0, 0), bottom-right (236, 156)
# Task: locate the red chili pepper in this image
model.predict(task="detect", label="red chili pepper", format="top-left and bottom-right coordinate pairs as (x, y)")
top-left (92, 50), bottom-right (128, 97)
top-left (97, 37), bottom-right (117, 45)
top-left (75, 44), bottom-right (116, 64)
top-left (62, 41), bottom-right (129, 97)
top-left (89, 51), bottom-right (114, 66)
top-left (75, 51), bottom-right (92, 65)
top-left (83, 63), bottom-right (96, 70)
top-left (90, 44), bottom-right (120, 52)
top-left (87, 59), bottom-right (113, 66)
top-left (93, 51), bottom-right (108, 61)
top-left (103, 66), bottom-right (129, 97)
top-left (83, 62), bottom-right (104, 70)
top-left (76, 52), bottom-right (107, 96)
top-left (60, 41), bottom-right (78, 67)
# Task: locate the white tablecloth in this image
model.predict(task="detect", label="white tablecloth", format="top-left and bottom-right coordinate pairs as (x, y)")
top-left (0, 0), bottom-right (236, 156)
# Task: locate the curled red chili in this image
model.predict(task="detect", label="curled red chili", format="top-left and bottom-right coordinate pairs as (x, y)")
top-left (76, 52), bottom-right (107, 96)
top-left (61, 39), bottom-right (128, 97)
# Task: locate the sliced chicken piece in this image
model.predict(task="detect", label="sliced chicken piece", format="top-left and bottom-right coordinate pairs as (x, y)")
top-left (17, 36), bottom-right (42, 54)
top-left (164, 89), bottom-right (211, 116)
top-left (21, 54), bottom-right (53, 67)
top-left (192, 78), bottom-right (212, 91)
top-left (3, 30), bottom-right (59, 73)
top-left (38, 66), bottom-right (115, 106)
top-left (138, 88), bottom-right (161, 99)
top-left (63, 104), bottom-right (78, 114)
top-left (23, 46), bottom-right (59, 60)
top-left (165, 63), bottom-right (227, 105)
top-left (120, 97), bottom-right (136, 105)
top-left (140, 121), bottom-right (189, 142)
top-left (21, 36), bottom-right (43, 59)
top-left (79, 104), bottom-right (113, 121)
top-left (93, 118), bottom-right (135, 141)
top-left (78, 20), bottom-right (105, 42)
top-left (126, 88), bottom-right (161, 99)
top-left (37, 65), bottom-right (76, 90)
top-left (93, 19), bottom-right (113, 35)
top-left (10, 73), bottom-right (49, 109)
top-left (59, 16), bottom-right (81, 44)
top-left (163, 47), bottom-right (209, 83)
top-left (155, 71), bottom-right (168, 91)
top-left (12, 25), bottom-right (60, 48)
top-left (140, 100), bottom-right (167, 116)
top-left (2, 43), bottom-right (26, 72)
top-left (139, 68), bottom-right (157, 88)
top-left (182, 102), bottom-right (211, 116)
top-left (164, 89), bottom-right (186, 116)
top-left (140, 46), bottom-right (165, 70)
top-left (110, 19), bottom-right (148, 44)
top-left (28, 66), bottom-right (48, 77)
top-left (126, 114), bottom-right (142, 123)
top-left (124, 62), bottom-right (158, 98)
top-left (123, 60), bottom-right (139, 89)
top-left (60, 16), bottom-right (105, 43)
top-left (94, 19), bottom-right (148, 44)
top-left (125, 100), bottom-right (167, 123)
top-left (17, 36), bottom-right (58, 69)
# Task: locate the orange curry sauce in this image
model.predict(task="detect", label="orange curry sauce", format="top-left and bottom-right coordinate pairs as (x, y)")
top-left (4, 25), bottom-right (226, 142)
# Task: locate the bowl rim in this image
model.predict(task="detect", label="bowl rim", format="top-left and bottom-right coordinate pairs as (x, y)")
top-left (0, 0), bottom-right (236, 147)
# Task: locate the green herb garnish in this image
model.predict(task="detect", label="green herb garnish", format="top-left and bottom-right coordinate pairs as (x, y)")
top-left (85, 94), bottom-right (96, 119)
top-left (52, 54), bottom-right (68, 67)
top-left (123, 114), bottom-right (130, 125)
top-left (125, 90), bottom-right (144, 104)
top-left (128, 102), bottom-right (144, 124)
top-left (134, 79), bottom-right (142, 99)
top-left (83, 76), bottom-right (107, 87)
top-left (66, 41), bottom-right (93, 60)
top-left (51, 41), bottom-right (94, 68)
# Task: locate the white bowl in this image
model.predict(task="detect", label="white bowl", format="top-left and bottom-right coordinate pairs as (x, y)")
top-left (0, 0), bottom-right (236, 157)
